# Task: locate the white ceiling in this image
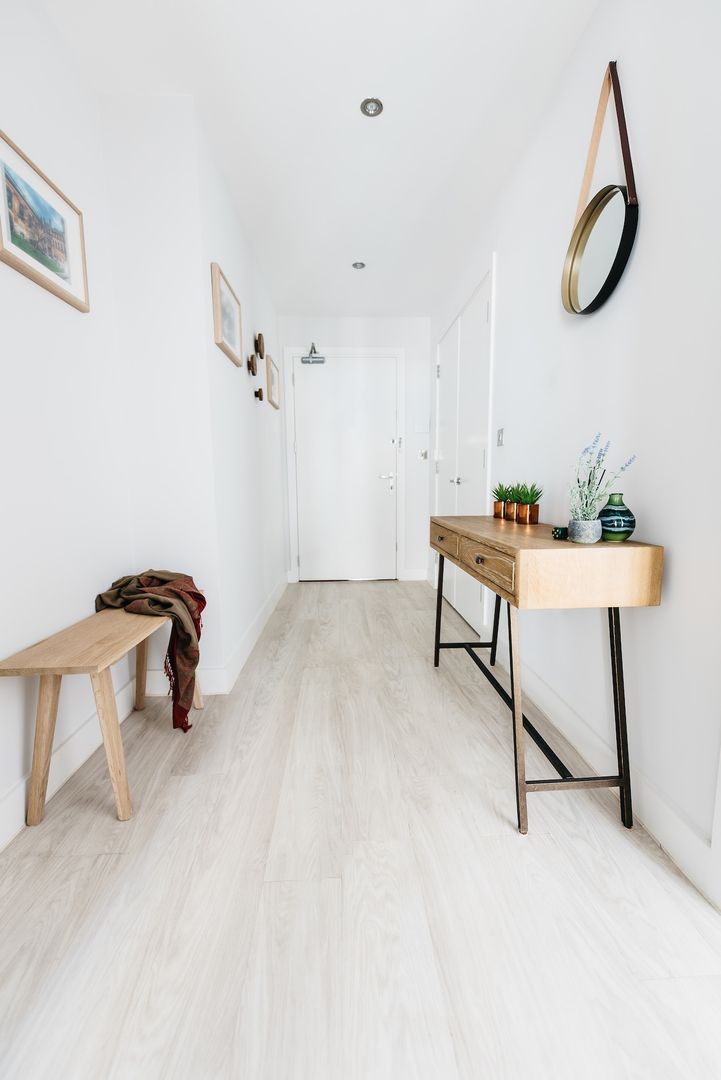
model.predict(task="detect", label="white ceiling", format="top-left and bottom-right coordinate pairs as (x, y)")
top-left (43, 0), bottom-right (598, 316)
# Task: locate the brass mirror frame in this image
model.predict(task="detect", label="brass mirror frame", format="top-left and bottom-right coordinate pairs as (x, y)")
top-left (561, 61), bottom-right (638, 316)
top-left (561, 184), bottom-right (638, 314)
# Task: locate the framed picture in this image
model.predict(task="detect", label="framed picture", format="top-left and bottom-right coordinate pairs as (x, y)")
top-left (211, 262), bottom-right (242, 367)
top-left (266, 354), bottom-right (280, 409)
top-left (0, 129), bottom-right (89, 312)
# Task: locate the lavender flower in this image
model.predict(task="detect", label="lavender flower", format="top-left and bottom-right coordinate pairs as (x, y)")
top-left (569, 436), bottom-right (636, 521)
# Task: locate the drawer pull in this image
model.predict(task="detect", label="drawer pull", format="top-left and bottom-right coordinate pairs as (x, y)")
top-left (475, 555), bottom-right (485, 565)
top-left (437, 534), bottom-right (445, 541)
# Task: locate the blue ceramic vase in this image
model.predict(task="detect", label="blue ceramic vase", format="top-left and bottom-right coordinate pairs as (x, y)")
top-left (599, 493), bottom-right (636, 542)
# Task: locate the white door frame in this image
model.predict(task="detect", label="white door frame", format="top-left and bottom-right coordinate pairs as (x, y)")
top-left (283, 345), bottom-right (407, 583)
top-left (432, 257), bottom-right (496, 607)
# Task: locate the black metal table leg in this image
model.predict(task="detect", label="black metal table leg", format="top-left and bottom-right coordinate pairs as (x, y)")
top-left (608, 607), bottom-right (633, 828)
top-left (506, 601), bottom-right (528, 833)
top-left (490, 594), bottom-right (502, 666)
top-left (434, 554), bottom-right (445, 667)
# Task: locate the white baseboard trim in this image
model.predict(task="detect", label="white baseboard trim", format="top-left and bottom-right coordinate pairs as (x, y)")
top-left (498, 648), bottom-right (720, 909)
top-left (287, 569), bottom-right (300, 584)
top-left (0, 578), bottom-right (289, 855)
top-left (222, 577), bottom-right (287, 692)
top-left (144, 666), bottom-right (226, 698)
top-left (0, 678), bottom-right (136, 854)
top-left (143, 578), bottom-right (288, 698)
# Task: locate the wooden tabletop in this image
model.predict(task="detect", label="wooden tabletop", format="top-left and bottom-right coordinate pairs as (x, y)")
top-left (430, 516), bottom-right (664, 609)
top-left (432, 516), bottom-right (660, 554)
top-left (0, 609), bottom-right (170, 677)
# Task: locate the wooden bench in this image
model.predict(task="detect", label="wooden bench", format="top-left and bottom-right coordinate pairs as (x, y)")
top-left (0, 609), bottom-right (203, 825)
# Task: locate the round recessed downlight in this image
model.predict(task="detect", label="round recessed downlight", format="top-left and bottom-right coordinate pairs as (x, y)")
top-left (352, 261), bottom-right (366, 269)
top-left (360, 97), bottom-right (383, 117)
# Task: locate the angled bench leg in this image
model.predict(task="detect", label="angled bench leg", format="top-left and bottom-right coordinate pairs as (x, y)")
top-left (135, 638), bottom-right (148, 710)
top-left (192, 677), bottom-right (204, 710)
top-left (91, 668), bottom-right (132, 821)
top-left (27, 673), bottom-right (63, 826)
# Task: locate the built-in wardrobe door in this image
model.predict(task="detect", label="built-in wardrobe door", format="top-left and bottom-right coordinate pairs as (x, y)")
top-left (454, 277), bottom-right (491, 632)
top-left (436, 319), bottom-right (460, 607)
top-left (434, 274), bottom-right (492, 633)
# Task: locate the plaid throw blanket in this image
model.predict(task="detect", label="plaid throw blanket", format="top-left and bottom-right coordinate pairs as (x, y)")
top-left (95, 571), bottom-right (206, 732)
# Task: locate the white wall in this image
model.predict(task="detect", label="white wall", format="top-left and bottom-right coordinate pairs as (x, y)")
top-left (196, 128), bottom-right (289, 688)
top-left (279, 316), bottom-right (431, 578)
top-left (431, 0), bottom-right (721, 903)
top-left (0, 6), bottom-right (288, 851)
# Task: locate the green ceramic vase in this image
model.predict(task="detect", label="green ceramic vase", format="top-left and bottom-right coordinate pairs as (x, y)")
top-left (599, 493), bottom-right (636, 542)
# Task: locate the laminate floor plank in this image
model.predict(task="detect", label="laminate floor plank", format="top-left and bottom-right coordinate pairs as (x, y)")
top-left (342, 840), bottom-right (459, 1080)
top-left (234, 879), bottom-right (342, 1080)
top-left (265, 667), bottom-right (347, 881)
top-left (7, 698), bottom-right (184, 858)
top-left (1, 581), bottom-right (720, 1079)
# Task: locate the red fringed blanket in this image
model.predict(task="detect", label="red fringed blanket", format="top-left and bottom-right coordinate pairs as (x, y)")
top-left (95, 571), bottom-right (206, 732)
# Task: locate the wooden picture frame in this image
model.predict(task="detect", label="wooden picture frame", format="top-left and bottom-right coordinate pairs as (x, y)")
top-left (266, 354), bottom-right (280, 409)
top-left (0, 128), bottom-right (89, 312)
top-left (211, 262), bottom-right (242, 367)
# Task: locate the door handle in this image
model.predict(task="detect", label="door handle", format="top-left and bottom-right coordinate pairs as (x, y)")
top-left (378, 474), bottom-right (395, 479)
top-left (449, 477), bottom-right (462, 484)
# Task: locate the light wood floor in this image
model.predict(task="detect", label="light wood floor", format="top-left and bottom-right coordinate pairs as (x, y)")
top-left (2, 582), bottom-right (721, 1078)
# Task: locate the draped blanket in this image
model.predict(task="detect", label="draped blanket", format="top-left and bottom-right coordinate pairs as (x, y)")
top-left (95, 571), bottom-right (205, 732)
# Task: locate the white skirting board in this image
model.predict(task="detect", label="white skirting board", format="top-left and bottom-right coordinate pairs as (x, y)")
top-left (487, 630), bottom-right (721, 911)
top-left (0, 577), bottom-right (288, 854)
top-left (141, 577), bottom-right (288, 697)
top-left (0, 678), bottom-right (136, 854)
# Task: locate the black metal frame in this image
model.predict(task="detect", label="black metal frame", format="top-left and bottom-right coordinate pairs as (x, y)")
top-left (434, 553), bottom-right (633, 832)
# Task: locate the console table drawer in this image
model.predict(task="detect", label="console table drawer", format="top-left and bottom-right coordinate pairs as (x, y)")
top-left (430, 525), bottom-right (458, 559)
top-left (459, 537), bottom-right (515, 594)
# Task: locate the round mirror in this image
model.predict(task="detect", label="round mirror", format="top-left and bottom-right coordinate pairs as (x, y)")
top-left (561, 185), bottom-right (638, 314)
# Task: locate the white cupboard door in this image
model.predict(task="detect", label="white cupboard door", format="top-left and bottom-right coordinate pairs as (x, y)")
top-left (453, 278), bottom-right (492, 632)
top-left (294, 354), bottom-right (397, 580)
top-left (436, 322), bottom-right (460, 606)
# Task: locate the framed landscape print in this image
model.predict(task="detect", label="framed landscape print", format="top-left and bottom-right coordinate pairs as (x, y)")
top-left (266, 354), bottom-right (280, 409)
top-left (0, 130), bottom-right (89, 312)
top-left (211, 262), bottom-right (242, 367)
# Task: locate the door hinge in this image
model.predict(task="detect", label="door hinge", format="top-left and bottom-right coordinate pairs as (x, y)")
top-left (292, 371), bottom-right (295, 386)
top-left (297, 554), bottom-right (300, 567)
top-left (435, 461), bottom-right (440, 474)
top-left (486, 300), bottom-right (490, 323)
top-left (436, 362), bottom-right (441, 378)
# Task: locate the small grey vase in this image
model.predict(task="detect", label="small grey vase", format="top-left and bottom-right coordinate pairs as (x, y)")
top-left (568, 519), bottom-right (602, 544)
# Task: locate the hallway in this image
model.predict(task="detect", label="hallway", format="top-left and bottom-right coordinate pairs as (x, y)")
top-left (2, 582), bottom-right (721, 1078)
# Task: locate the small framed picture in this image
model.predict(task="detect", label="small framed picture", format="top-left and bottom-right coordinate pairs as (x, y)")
top-left (266, 355), bottom-right (280, 409)
top-left (211, 262), bottom-right (242, 367)
top-left (0, 129), bottom-right (89, 312)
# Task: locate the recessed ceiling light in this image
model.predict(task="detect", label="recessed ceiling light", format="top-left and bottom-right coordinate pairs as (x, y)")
top-left (352, 261), bottom-right (366, 269)
top-left (360, 97), bottom-right (383, 117)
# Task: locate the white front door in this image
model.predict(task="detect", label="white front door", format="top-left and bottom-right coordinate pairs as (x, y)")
top-left (294, 353), bottom-right (397, 580)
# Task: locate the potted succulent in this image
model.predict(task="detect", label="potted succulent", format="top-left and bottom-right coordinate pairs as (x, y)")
top-left (568, 433), bottom-right (636, 544)
top-left (504, 483), bottom-right (522, 521)
top-left (517, 483), bottom-right (543, 525)
top-left (492, 483), bottom-right (511, 519)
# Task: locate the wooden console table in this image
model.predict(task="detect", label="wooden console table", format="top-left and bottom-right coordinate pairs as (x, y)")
top-left (430, 516), bottom-right (663, 833)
